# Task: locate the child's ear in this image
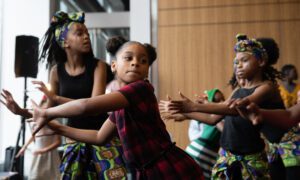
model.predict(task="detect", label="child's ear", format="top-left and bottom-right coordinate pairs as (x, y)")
top-left (64, 40), bottom-right (70, 48)
top-left (111, 60), bottom-right (117, 73)
top-left (258, 58), bottom-right (266, 67)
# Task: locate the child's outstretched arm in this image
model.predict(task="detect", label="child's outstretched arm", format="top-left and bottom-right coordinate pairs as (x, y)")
top-left (230, 98), bottom-right (300, 129)
top-left (1, 89), bottom-right (32, 118)
top-left (16, 135), bottom-right (35, 158)
top-left (33, 134), bottom-right (61, 155)
top-left (32, 91), bottom-right (129, 135)
top-left (160, 97), bottom-right (225, 125)
top-left (47, 119), bottom-right (116, 145)
top-left (160, 92), bottom-right (238, 115)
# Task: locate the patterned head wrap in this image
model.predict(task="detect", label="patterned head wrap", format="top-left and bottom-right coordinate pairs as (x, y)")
top-left (51, 11), bottom-right (85, 48)
top-left (234, 34), bottom-right (268, 61)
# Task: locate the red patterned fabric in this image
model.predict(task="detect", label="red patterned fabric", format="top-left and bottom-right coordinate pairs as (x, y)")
top-left (110, 80), bottom-right (204, 179)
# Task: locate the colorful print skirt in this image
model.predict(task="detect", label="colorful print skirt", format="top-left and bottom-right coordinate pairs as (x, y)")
top-left (211, 148), bottom-right (270, 180)
top-left (266, 126), bottom-right (300, 167)
top-left (60, 137), bottom-right (127, 180)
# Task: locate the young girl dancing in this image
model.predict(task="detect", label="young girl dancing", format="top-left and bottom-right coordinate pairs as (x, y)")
top-left (160, 34), bottom-right (286, 179)
top-left (1, 11), bottom-right (125, 179)
top-left (30, 36), bottom-right (204, 179)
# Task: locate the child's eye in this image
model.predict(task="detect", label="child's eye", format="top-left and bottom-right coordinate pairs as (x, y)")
top-left (76, 32), bottom-right (83, 36)
top-left (233, 59), bottom-right (239, 65)
top-left (241, 58), bottom-right (248, 62)
top-left (141, 59), bottom-right (148, 64)
top-left (123, 56), bottom-right (132, 61)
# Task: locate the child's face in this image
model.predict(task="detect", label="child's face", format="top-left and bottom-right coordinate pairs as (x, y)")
top-left (112, 43), bottom-right (150, 84)
top-left (213, 92), bottom-right (225, 102)
top-left (64, 23), bottom-right (91, 53)
top-left (234, 52), bottom-right (263, 80)
top-left (287, 68), bottom-right (298, 81)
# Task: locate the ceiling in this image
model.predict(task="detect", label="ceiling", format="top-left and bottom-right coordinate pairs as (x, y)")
top-left (61, 0), bottom-right (130, 12)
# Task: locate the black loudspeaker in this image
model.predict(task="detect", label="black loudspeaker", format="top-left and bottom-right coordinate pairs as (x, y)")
top-left (15, 35), bottom-right (39, 78)
top-left (4, 146), bottom-right (20, 172)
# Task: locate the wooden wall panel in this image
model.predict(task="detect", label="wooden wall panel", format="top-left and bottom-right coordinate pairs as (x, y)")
top-left (159, 3), bottom-right (300, 27)
top-left (159, 0), bottom-right (297, 9)
top-left (157, 0), bottom-right (300, 149)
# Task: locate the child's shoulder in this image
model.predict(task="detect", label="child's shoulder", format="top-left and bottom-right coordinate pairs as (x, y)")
top-left (256, 81), bottom-right (282, 101)
top-left (119, 80), bottom-right (154, 98)
top-left (124, 80), bottom-right (153, 90)
top-left (258, 80), bottom-right (278, 89)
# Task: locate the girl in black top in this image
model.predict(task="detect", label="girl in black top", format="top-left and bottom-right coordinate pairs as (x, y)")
top-left (1, 11), bottom-right (126, 179)
top-left (160, 34), bottom-right (285, 179)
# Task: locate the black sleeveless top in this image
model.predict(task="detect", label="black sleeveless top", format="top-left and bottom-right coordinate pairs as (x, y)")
top-left (221, 86), bottom-right (286, 154)
top-left (57, 58), bottom-right (108, 130)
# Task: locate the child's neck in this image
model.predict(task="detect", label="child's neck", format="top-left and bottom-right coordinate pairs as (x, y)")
top-left (116, 79), bottom-right (128, 88)
top-left (243, 76), bottom-right (264, 89)
top-left (282, 80), bottom-right (296, 93)
top-left (66, 53), bottom-right (84, 69)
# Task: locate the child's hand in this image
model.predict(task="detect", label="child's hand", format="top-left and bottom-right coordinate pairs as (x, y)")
top-left (0, 89), bottom-right (22, 115)
top-left (32, 81), bottom-right (56, 101)
top-left (16, 135), bottom-right (35, 158)
top-left (228, 98), bottom-right (263, 125)
top-left (33, 149), bottom-right (45, 155)
top-left (30, 100), bottom-right (49, 136)
top-left (16, 146), bottom-right (26, 158)
top-left (159, 95), bottom-right (179, 120)
top-left (159, 94), bottom-right (173, 113)
top-left (194, 94), bottom-right (208, 104)
top-left (166, 92), bottom-right (195, 113)
top-left (162, 113), bottom-right (187, 122)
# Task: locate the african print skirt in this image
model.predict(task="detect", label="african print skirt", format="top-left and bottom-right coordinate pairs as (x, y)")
top-left (266, 126), bottom-right (300, 167)
top-left (211, 148), bottom-right (270, 180)
top-left (60, 137), bottom-right (127, 180)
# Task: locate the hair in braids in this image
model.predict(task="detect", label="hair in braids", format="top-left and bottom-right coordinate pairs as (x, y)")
top-left (256, 37), bottom-right (282, 83)
top-left (39, 11), bottom-right (94, 69)
top-left (106, 36), bottom-right (157, 65)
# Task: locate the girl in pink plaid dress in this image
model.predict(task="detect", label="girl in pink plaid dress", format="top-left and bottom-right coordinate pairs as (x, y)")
top-left (30, 36), bottom-right (204, 180)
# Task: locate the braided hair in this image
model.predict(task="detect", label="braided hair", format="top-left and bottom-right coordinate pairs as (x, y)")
top-left (39, 11), bottom-right (94, 69)
top-left (256, 37), bottom-right (282, 83)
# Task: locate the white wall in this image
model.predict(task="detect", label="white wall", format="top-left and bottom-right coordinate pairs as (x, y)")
top-left (130, 0), bottom-right (151, 43)
top-left (0, 0), bottom-right (50, 168)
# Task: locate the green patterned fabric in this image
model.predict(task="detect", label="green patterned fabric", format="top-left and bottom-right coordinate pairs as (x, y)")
top-left (266, 126), bottom-right (300, 167)
top-left (212, 148), bottom-right (270, 180)
top-left (60, 137), bottom-right (127, 180)
top-left (186, 88), bottom-right (221, 179)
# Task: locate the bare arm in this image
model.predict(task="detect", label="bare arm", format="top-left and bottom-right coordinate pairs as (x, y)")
top-left (33, 66), bottom-right (72, 106)
top-left (34, 61), bottom-right (107, 105)
top-left (47, 119), bottom-right (116, 145)
top-left (0, 89), bottom-right (32, 118)
top-left (253, 103), bottom-right (300, 129)
top-left (229, 96), bottom-right (300, 129)
top-left (34, 134), bottom-right (61, 154)
top-left (183, 112), bottom-right (223, 125)
top-left (46, 92), bottom-right (128, 118)
top-left (91, 60), bottom-right (107, 96)
top-left (168, 83), bottom-right (276, 116)
top-left (32, 92), bottom-right (129, 135)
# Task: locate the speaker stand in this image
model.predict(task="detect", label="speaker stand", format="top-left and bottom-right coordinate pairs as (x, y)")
top-left (10, 77), bottom-right (27, 179)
